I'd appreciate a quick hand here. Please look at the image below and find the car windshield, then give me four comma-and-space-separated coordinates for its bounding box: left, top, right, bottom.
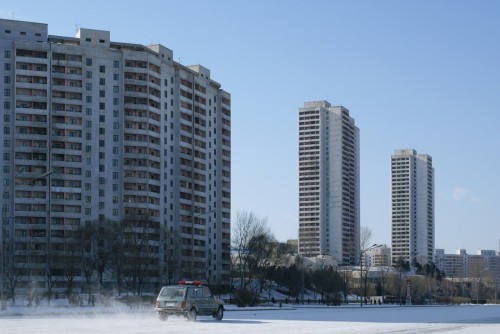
160, 287, 185, 298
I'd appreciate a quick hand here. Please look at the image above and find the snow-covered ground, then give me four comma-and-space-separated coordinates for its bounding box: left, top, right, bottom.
1, 304, 500, 333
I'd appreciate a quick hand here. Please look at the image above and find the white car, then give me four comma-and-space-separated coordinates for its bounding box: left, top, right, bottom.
155, 281, 224, 321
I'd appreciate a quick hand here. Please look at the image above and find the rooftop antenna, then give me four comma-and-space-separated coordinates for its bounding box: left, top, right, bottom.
75, 24, 80, 34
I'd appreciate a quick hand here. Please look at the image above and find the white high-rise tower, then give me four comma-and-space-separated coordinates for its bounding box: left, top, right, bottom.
298, 101, 360, 265
391, 149, 434, 265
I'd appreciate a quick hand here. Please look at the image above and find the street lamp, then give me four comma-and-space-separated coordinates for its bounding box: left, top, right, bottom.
359, 244, 379, 306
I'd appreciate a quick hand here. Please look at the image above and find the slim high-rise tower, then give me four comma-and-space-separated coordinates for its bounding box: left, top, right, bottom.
391, 149, 434, 265
298, 101, 359, 265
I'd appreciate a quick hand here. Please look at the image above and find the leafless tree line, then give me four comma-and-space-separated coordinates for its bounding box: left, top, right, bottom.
4, 215, 179, 305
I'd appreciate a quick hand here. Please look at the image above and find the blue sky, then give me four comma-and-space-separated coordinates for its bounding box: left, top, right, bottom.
3, 1, 500, 254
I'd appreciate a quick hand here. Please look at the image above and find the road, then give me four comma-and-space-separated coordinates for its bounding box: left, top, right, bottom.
1, 304, 500, 334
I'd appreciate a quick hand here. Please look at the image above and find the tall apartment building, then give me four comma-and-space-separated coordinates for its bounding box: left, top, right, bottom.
0, 19, 231, 294
298, 101, 359, 265
391, 149, 434, 265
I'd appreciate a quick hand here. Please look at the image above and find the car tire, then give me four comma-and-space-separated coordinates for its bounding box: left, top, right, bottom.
187, 308, 198, 322
213, 306, 223, 321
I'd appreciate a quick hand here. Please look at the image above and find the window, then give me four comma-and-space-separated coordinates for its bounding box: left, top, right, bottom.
86, 133, 92, 140
3, 166, 10, 173
113, 135, 118, 142
86, 83, 92, 91
113, 73, 119, 81
113, 184, 118, 191
86, 108, 92, 115
86, 96, 92, 103
99, 128, 105, 135
113, 98, 118, 105
99, 78, 105, 85
86, 58, 92, 66
4, 50, 10, 58
99, 140, 104, 147
99, 115, 105, 122
4, 63, 10, 71
85, 183, 91, 190
113, 60, 119, 68
99, 90, 105, 97
4, 102, 10, 109
112, 147, 118, 154
99, 102, 105, 110
4, 76, 10, 84
113, 86, 119, 93
99, 65, 105, 73
113, 172, 118, 179
113, 110, 119, 117
4, 89, 10, 96
86, 71, 92, 78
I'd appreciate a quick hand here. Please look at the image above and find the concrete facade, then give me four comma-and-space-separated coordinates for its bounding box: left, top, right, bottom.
298, 101, 360, 265
435, 249, 500, 281
364, 244, 392, 267
391, 149, 434, 265
0, 19, 231, 294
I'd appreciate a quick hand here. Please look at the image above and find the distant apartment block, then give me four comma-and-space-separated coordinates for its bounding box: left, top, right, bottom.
298, 101, 360, 265
435, 249, 500, 280
391, 149, 434, 265
363, 244, 392, 267
0, 19, 231, 293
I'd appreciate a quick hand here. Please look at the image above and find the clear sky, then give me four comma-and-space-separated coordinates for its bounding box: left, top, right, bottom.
2, 0, 499, 254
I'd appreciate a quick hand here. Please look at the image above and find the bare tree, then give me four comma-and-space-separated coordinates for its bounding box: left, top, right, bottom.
359, 227, 372, 305
5, 259, 27, 305
58, 243, 81, 297
231, 211, 269, 290
162, 226, 180, 286
120, 216, 161, 295
393, 256, 410, 304
82, 220, 115, 295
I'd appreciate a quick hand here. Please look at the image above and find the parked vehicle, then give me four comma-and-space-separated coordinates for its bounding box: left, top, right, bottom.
154, 280, 224, 321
